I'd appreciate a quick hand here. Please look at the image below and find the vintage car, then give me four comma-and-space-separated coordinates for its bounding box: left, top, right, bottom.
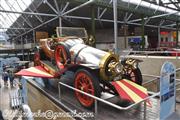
19, 27, 146, 108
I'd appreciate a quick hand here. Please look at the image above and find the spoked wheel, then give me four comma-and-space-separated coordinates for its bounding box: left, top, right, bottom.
34, 52, 40, 66
74, 69, 101, 109
122, 68, 142, 85
54, 43, 71, 70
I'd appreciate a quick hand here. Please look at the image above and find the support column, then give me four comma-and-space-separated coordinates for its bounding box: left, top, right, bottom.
113, 0, 118, 54
28, 52, 30, 61
176, 22, 179, 48
158, 26, 161, 47
91, 5, 96, 47
141, 16, 145, 49
21, 36, 24, 61
33, 30, 35, 44
124, 24, 127, 49
59, 17, 62, 36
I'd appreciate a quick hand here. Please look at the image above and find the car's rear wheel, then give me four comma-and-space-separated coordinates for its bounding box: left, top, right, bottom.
54, 43, 71, 70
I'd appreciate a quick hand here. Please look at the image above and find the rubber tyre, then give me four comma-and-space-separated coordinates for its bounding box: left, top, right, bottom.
123, 68, 143, 85
133, 68, 143, 85
54, 43, 71, 70
74, 69, 101, 109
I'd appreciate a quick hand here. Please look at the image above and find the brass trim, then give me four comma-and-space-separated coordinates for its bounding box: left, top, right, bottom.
99, 52, 119, 81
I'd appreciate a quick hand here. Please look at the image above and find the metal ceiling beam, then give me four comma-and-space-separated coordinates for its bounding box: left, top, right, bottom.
14, 16, 59, 40
0, 28, 30, 30
0, 16, 15, 30
13, 0, 95, 40
3, 27, 17, 36
61, 2, 70, 14
3, 29, 14, 35
16, 0, 35, 27
45, 1, 58, 14
6, 34, 17, 36
159, 19, 165, 26
53, 0, 60, 13
153, 3, 160, 14
97, 0, 112, 19
63, 15, 176, 30
62, 0, 95, 16
169, 0, 180, 9
163, 23, 176, 27
163, 1, 179, 5
20, 0, 44, 23
129, 11, 179, 23
0, 11, 23, 33
144, 17, 151, 25
30, 0, 44, 22
0, 5, 25, 33
146, 0, 180, 12
125, 0, 142, 22
0, 10, 57, 17
5, 0, 33, 28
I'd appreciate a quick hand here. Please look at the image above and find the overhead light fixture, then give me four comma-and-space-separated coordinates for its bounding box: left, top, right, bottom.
43, 0, 47, 4
156, 0, 159, 4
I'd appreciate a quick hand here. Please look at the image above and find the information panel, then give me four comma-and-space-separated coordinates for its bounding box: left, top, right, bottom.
160, 62, 176, 120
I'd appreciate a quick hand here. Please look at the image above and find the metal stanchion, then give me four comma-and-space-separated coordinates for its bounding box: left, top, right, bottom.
94, 100, 98, 120
144, 101, 147, 120
58, 83, 61, 101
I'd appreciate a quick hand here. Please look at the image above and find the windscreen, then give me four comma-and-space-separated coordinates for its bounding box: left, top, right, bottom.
56, 27, 88, 39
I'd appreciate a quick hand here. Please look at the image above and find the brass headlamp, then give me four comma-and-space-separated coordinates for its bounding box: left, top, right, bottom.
99, 52, 122, 81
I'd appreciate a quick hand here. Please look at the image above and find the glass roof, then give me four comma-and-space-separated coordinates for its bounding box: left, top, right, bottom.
0, 0, 179, 40
0, 0, 33, 33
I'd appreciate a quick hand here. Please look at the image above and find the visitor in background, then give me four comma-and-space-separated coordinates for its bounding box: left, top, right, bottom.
8, 70, 14, 88
2, 69, 8, 87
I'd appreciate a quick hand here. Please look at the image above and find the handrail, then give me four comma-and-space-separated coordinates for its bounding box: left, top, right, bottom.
59, 82, 159, 110
142, 74, 160, 78
142, 77, 159, 85
121, 50, 180, 59
122, 50, 180, 54
142, 68, 180, 85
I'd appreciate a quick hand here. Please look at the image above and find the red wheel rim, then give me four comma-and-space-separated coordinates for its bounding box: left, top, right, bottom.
75, 72, 95, 107
124, 68, 137, 83
34, 52, 40, 65
128, 69, 136, 82
55, 45, 67, 69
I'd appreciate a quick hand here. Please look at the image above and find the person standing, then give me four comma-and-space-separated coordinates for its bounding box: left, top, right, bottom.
2, 70, 8, 87
8, 70, 14, 88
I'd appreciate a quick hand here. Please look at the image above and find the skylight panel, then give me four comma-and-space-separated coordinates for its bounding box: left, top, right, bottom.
0, 0, 33, 32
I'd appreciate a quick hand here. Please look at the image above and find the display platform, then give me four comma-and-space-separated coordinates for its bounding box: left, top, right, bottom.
26, 74, 162, 120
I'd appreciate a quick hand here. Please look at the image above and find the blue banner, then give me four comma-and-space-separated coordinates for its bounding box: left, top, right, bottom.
128, 37, 142, 43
